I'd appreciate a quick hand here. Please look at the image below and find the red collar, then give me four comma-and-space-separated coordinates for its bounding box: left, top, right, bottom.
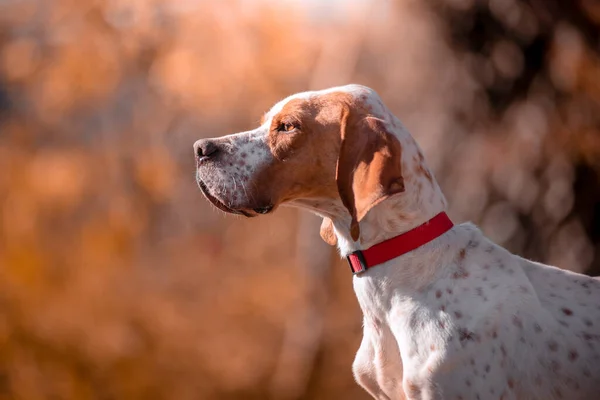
347, 212, 454, 275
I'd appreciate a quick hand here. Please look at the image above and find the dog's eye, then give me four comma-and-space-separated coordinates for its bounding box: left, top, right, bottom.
278, 122, 297, 132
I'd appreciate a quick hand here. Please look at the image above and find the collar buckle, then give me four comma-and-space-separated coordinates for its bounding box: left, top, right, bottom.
347, 250, 368, 275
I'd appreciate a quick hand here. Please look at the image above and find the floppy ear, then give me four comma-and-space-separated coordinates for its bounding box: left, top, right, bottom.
336, 107, 405, 241
320, 217, 337, 246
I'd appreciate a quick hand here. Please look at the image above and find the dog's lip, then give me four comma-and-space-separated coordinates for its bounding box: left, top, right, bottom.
197, 179, 259, 218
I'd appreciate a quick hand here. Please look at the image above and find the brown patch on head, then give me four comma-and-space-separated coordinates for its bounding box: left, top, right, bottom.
266, 98, 314, 161
255, 91, 405, 243
336, 110, 405, 240
251, 95, 347, 212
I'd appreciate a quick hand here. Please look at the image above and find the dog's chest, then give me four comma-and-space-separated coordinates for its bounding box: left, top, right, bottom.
352, 272, 394, 321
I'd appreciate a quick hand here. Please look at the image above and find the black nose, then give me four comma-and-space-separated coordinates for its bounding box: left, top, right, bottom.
194, 139, 219, 160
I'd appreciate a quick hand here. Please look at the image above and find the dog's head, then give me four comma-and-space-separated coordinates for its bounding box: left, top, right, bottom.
194, 85, 406, 243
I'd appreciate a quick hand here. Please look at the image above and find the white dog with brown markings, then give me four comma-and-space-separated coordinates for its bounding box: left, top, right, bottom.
194, 84, 600, 400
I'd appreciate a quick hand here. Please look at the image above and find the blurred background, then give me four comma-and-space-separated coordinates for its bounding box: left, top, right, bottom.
0, 0, 599, 398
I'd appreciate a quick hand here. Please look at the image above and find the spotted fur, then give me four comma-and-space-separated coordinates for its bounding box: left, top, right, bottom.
194, 85, 600, 399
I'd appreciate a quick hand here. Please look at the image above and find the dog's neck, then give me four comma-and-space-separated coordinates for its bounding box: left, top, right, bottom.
291, 135, 448, 257
337, 182, 446, 256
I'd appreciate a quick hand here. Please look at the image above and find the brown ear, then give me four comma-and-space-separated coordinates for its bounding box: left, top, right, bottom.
320, 217, 337, 246
336, 108, 405, 241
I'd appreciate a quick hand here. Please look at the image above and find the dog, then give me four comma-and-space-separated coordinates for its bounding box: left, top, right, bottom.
194, 84, 600, 399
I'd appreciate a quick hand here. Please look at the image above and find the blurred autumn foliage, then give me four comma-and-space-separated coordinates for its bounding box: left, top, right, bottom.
0, 0, 599, 399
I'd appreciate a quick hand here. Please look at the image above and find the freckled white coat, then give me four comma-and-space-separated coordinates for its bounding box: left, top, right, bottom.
194, 85, 600, 400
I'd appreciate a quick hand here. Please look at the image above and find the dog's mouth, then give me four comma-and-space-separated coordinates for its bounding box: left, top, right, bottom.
197, 179, 273, 218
